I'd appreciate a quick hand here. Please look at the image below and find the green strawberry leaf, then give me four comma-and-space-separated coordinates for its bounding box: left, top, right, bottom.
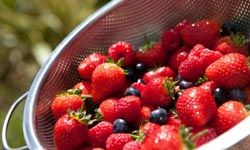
106, 57, 115, 63
244, 104, 250, 111
179, 125, 195, 150
231, 32, 246, 46
163, 77, 178, 100
130, 130, 146, 143
195, 76, 208, 85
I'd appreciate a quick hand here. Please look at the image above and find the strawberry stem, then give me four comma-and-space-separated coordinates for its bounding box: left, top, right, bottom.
179, 126, 195, 150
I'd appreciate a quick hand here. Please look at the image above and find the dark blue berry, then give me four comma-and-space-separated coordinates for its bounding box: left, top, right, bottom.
137, 79, 145, 84
113, 119, 129, 133
175, 74, 182, 81
179, 80, 193, 89
214, 88, 227, 105
227, 89, 246, 103
124, 67, 137, 81
125, 87, 141, 97
135, 63, 147, 73
149, 108, 168, 125
221, 21, 237, 36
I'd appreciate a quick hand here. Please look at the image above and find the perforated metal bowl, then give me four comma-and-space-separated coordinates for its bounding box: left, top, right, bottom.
2, 0, 250, 149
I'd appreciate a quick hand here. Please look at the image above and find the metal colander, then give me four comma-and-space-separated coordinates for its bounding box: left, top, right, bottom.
2, 0, 250, 149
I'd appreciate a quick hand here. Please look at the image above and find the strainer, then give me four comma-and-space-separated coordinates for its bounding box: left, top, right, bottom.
2, 0, 250, 149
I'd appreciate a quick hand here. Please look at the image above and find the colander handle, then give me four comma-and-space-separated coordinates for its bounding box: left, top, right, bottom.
2, 92, 29, 150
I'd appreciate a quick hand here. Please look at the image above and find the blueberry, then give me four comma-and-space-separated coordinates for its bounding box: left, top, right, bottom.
179, 80, 193, 89
175, 74, 182, 81
124, 67, 137, 81
135, 63, 147, 73
137, 79, 145, 84
214, 88, 227, 105
125, 87, 141, 97
149, 108, 168, 125
221, 21, 237, 36
113, 119, 128, 133
227, 89, 246, 103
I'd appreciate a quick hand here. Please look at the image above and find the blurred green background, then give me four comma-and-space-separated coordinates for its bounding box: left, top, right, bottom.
0, 0, 110, 148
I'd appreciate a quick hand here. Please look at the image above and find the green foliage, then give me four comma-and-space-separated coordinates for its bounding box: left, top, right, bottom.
0, 0, 110, 148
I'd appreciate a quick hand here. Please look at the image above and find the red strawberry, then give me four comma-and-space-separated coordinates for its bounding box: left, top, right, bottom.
92, 63, 126, 104
210, 100, 248, 135
142, 77, 175, 107
167, 116, 182, 131
161, 29, 181, 53
142, 66, 176, 83
139, 106, 153, 123
123, 141, 142, 150
178, 57, 205, 82
136, 42, 167, 67
173, 19, 191, 34
118, 96, 142, 123
78, 53, 107, 80
191, 127, 217, 147
108, 41, 135, 67
51, 90, 84, 120
187, 44, 205, 58
140, 122, 160, 136
176, 87, 217, 127
98, 98, 120, 123
169, 46, 190, 71
106, 133, 132, 150
214, 34, 248, 56
199, 81, 218, 94
131, 82, 146, 94
199, 48, 223, 68
73, 81, 92, 96
181, 19, 220, 48
54, 111, 89, 150
205, 53, 250, 89
88, 121, 113, 148
141, 125, 185, 150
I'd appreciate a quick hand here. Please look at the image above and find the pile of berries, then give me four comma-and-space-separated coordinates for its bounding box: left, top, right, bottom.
51, 19, 250, 150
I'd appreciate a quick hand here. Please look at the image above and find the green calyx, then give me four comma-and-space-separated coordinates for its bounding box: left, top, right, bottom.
195, 76, 208, 86
130, 130, 146, 143
178, 126, 195, 150
139, 35, 154, 52
163, 77, 178, 99
94, 108, 104, 121
244, 104, 250, 111
57, 88, 82, 96
106, 57, 124, 67
68, 110, 91, 125
231, 32, 246, 46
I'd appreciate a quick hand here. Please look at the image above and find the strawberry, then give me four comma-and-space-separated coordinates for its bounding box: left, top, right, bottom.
191, 127, 217, 148
123, 141, 142, 150
173, 19, 191, 34
141, 125, 186, 150
205, 53, 250, 89
88, 121, 113, 148
142, 66, 176, 83
199, 81, 218, 94
176, 87, 217, 127
98, 98, 120, 123
106, 133, 132, 150
92, 63, 126, 104
73, 81, 92, 96
78, 53, 107, 80
199, 48, 223, 68
131, 82, 146, 95
108, 41, 135, 67
169, 46, 190, 71
139, 122, 160, 136
181, 19, 220, 48
167, 116, 182, 131
214, 34, 248, 56
210, 100, 248, 135
161, 29, 181, 53
54, 111, 89, 150
51, 90, 84, 120
142, 77, 175, 107
187, 44, 205, 58
178, 57, 205, 82
139, 106, 153, 123
118, 96, 142, 123
136, 42, 167, 67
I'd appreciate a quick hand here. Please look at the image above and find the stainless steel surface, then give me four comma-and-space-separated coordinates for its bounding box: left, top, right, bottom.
18, 0, 250, 149
2, 92, 29, 150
